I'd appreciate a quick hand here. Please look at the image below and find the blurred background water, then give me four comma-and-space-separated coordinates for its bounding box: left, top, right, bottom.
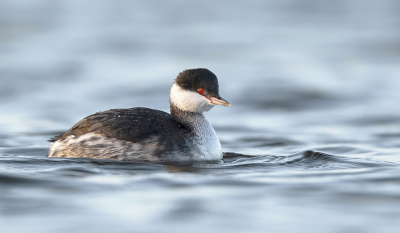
1, 0, 400, 232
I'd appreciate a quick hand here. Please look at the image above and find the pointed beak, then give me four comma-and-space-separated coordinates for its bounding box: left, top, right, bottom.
209, 96, 231, 106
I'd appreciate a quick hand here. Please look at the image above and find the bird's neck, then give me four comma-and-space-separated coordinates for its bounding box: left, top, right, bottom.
170, 103, 204, 127
170, 102, 222, 160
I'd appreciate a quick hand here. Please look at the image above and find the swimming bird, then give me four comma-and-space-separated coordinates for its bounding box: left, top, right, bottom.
48, 68, 230, 162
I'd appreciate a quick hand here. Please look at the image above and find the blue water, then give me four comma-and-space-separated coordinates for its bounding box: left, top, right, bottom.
1, 1, 400, 232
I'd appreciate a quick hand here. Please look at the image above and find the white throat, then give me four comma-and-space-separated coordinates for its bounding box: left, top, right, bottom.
170, 83, 214, 113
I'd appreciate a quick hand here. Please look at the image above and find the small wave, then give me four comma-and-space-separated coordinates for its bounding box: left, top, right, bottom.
37, 166, 100, 177
0, 172, 50, 185
290, 150, 399, 169
222, 150, 399, 171
0, 147, 49, 156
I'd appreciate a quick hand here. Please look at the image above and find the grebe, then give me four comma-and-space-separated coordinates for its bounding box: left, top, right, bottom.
48, 68, 230, 162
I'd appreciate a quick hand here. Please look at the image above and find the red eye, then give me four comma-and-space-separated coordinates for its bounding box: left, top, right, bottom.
197, 88, 204, 94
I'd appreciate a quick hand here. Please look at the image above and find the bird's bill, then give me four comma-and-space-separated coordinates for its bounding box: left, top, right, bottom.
209, 96, 231, 106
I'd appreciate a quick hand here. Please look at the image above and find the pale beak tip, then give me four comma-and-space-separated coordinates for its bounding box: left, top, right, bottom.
209, 96, 231, 107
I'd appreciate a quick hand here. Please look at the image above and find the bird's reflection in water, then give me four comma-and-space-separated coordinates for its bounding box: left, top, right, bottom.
163, 160, 223, 173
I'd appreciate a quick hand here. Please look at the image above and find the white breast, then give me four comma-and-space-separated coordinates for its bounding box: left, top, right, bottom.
188, 114, 223, 160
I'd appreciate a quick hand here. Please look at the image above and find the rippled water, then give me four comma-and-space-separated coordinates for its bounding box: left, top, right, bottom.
2, 1, 400, 232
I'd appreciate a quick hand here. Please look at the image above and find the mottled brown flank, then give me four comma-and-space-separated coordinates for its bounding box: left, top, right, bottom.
49, 134, 166, 161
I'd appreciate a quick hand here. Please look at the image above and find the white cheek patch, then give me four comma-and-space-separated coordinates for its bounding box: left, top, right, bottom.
170, 83, 214, 113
